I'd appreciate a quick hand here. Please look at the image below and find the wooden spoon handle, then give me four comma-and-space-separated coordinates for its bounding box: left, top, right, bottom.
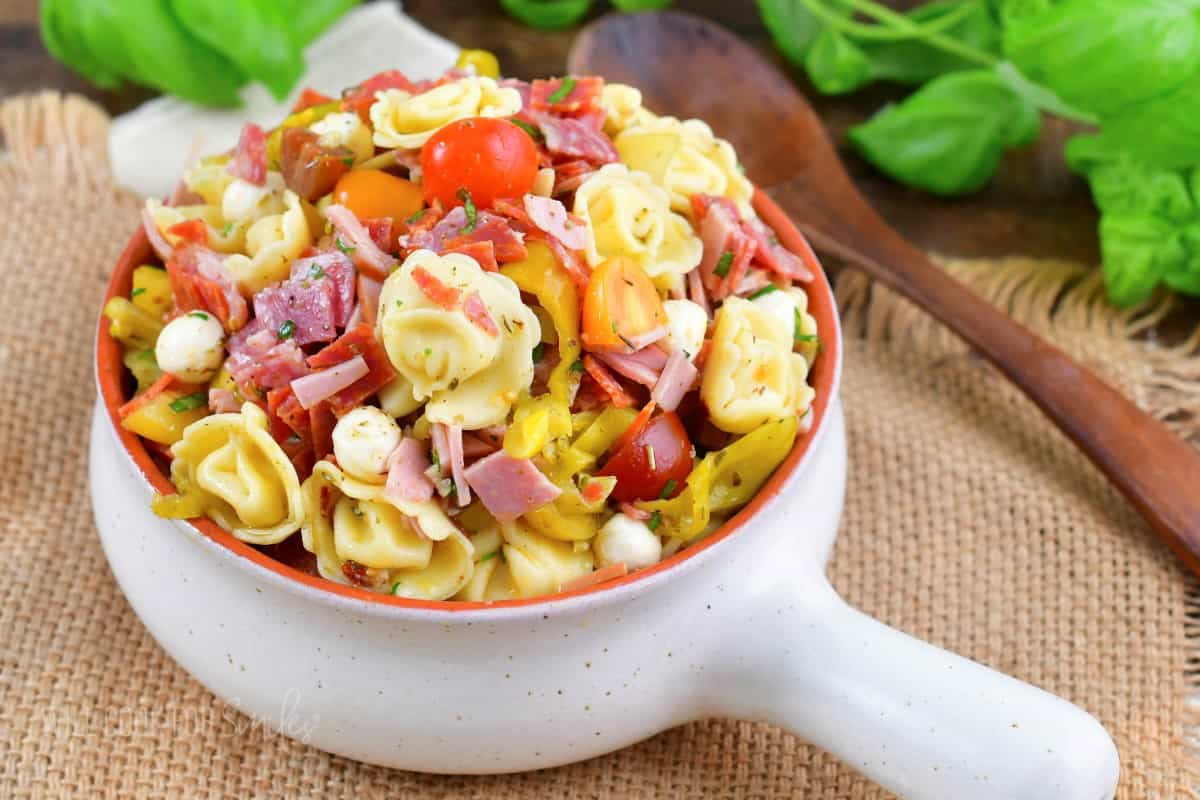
767, 181, 1200, 572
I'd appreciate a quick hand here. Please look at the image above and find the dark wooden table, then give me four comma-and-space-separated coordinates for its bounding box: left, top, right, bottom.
0, 0, 1113, 266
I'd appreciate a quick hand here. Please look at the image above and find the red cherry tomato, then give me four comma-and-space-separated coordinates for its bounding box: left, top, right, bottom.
599, 412, 694, 503
420, 117, 539, 210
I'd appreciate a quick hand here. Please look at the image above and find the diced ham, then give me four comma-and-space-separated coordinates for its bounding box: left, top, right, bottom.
552, 159, 598, 195
290, 355, 368, 409
342, 69, 418, 121
385, 437, 435, 503
695, 197, 756, 300
543, 235, 591, 290
464, 291, 499, 336
582, 354, 636, 408
226, 328, 310, 399
463, 451, 561, 522
228, 123, 267, 186
306, 324, 397, 414
735, 269, 775, 297
430, 423, 451, 476
596, 346, 669, 389
408, 207, 528, 264
208, 388, 241, 414
533, 112, 620, 165
687, 268, 711, 317
325, 204, 397, 279
619, 502, 652, 522
364, 217, 397, 254
143, 207, 175, 262
650, 349, 698, 412
743, 216, 817, 283
438, 423, 471, 506
356, 273, 382, 326
443, 240, 498, 272
412, 265, 462, 309
254, 280, 337, 346
460, 433, 499, 460
290, 251, 357, 327
167, 244, 249, 332
523, 194, 587, 250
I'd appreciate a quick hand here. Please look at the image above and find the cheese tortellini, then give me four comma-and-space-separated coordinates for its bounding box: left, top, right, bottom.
377, 250, 540, 429
599, 83, 657, 137
146, 198, 246, 254
224, 189, 312, 296
301, 461, 474, 600
169, 403, 304, 544
499, 521, 593, 598
573, 164, 702, 286
369, 76, 523, 150
615, 116, 754, 219
309, 111, 375, 165
700, 297, 800, 434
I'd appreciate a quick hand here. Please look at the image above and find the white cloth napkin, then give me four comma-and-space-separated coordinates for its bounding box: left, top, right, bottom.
108, 3, 459, 199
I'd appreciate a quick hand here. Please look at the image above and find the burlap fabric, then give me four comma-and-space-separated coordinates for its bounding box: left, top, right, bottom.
1, 93, 1198, 798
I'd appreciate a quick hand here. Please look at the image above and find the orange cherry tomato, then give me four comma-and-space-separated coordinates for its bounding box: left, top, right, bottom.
333, 170, 425, 226
581, 257, 668, 352
598, 411, 694, 503
420, 117, 539, 210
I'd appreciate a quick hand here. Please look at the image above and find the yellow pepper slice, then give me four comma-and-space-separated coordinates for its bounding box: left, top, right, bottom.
122, 347, 161, 392
103, 296, 163, 350
121, 389, 208, 446
637, 416, 799, 541
131, 265, 172, 317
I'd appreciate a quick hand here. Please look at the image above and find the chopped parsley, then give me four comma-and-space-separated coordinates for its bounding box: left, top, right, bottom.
189, 311, 210, 320
309, 264, 326, 279
511, 119, 543, 141
130, 287, 146, 298
531, 342, 545, 363
569, 359, 585, 374
278, 319, 296, 340
458, 188, 478, 233
547, 76, 576, 104
169, 392, 207, 413
793, 307, 818, 346
407, 209, 426, 225
659, 479, 677, 499
335, 236, 356, 255
341, 156, 355, 167
747, 284, 778, 300
713, 251, 734, 278
481, 550, 498, 562
391, 581, 405, 595
221, 221, 234, 237
647, 510, 663, 531
395, 299, 404, 308
424, 347, 432, 356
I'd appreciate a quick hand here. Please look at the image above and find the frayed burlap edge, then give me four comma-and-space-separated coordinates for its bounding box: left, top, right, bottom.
5, 90, 1200, 794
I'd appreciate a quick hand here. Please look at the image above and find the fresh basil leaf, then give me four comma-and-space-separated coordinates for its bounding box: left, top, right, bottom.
1084, 158, 1195, 224
612, 0, 673, 8
1097, 214, 1183, 307
1080, 80, 1200, 170
108, 0, 245, 107
499, 0, 592, 30
805, 28, 872, 94
39, 0, 124, 89
862, 0, 1002, 85
170, 0, 304, 101
757, 0, 831, 67
848, 69, 1040, 195
288, 0, 360, 46
1003, 0, 1200, 117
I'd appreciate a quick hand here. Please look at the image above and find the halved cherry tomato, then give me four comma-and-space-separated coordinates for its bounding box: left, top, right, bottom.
420, 117, 539, 210
581, 257, 668, 352
333, 170, 425, 227
598, 411, 694, 503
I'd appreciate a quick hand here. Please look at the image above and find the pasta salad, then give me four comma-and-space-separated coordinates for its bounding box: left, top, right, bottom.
103, 58, 823, 603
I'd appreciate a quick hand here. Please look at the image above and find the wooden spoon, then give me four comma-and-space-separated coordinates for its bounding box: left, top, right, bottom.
569, 10, 1200, 575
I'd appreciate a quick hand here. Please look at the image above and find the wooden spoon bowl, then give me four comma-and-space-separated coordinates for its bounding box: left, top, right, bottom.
570, 10, 1200, 576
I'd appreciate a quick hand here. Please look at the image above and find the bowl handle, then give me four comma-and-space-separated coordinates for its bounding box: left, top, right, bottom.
710, 579, 1119, 799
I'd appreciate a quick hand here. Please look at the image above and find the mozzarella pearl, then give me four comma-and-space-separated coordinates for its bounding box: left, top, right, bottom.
752, 287, 811, 343
332, 406, 402, 481
662, 299, 708, 361
595, 513, 662, 570
310, 112, 375, 165
154, 312, 225, 382
221, 172, 285, 225
531, 167, 556, 197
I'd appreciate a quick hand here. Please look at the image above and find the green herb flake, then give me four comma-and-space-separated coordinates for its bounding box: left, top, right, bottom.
647, 510, 662, 532
748, 284, 779, 300
481, 550, 498, 562
659, 479, 677, 499
407, 209, 426, 225
532, 342, 545, 362
458, 188, 478, 233
342, 156, 355, 167
335, 236, 356, 256
714, 251, 734, 278
391, 581, 405, 595
189, 311, 210, 320
793, 306, 818, 345
278, 319, 296, 340
547, 76, 577, 104
309, 265, 326, 279
221, 222, 234, 238
130, 287, 147, 298
511, 119, 543, 141
569, 359, 585, 374
424, 347, 432, 356
169, 392, 207, 413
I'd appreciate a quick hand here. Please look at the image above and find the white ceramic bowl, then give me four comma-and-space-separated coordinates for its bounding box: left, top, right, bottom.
91, 193, 1120, 798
